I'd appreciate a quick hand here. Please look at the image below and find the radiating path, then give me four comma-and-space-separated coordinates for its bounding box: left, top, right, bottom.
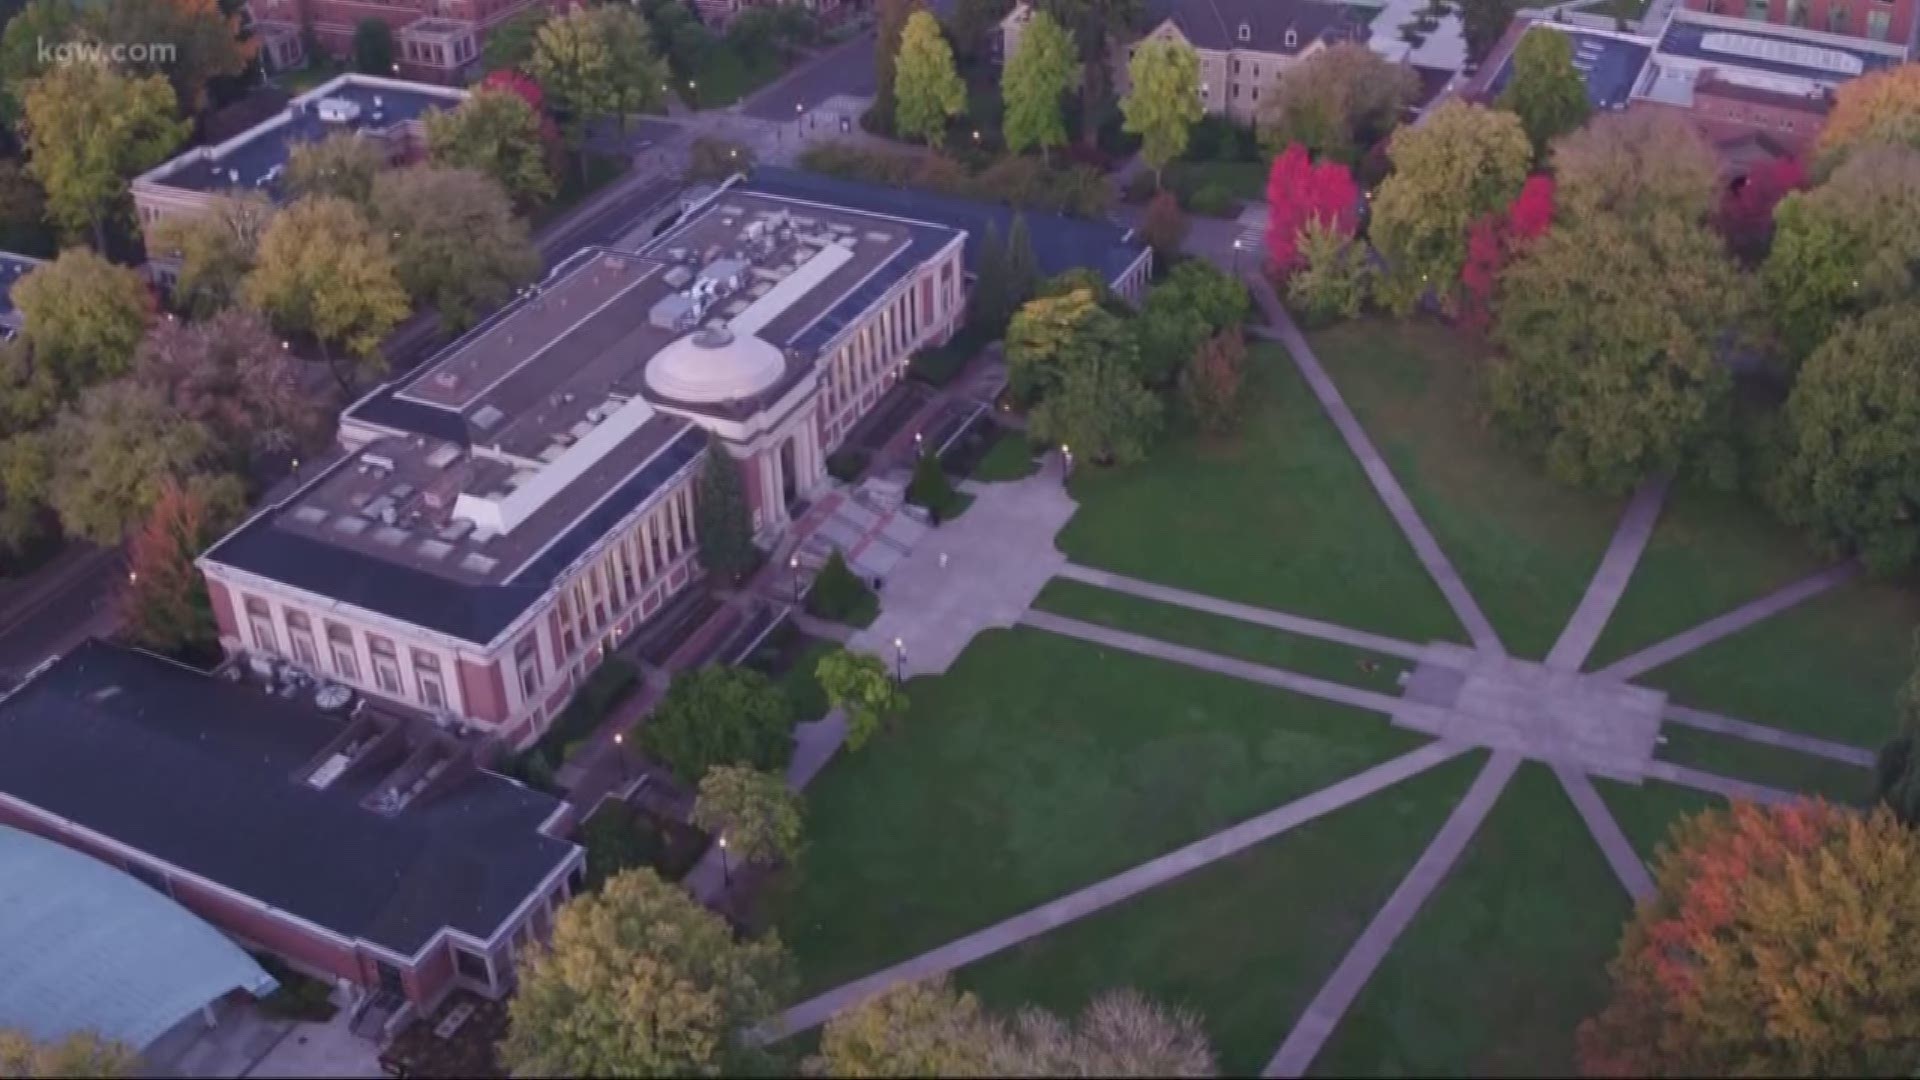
1263, 752, 1521, 1077
1057, 563, 1444, 664
1642, 761, 1797, 805
1597, 563, 1860, 681
1548, 475, 1670, 672
1020, 610, 1412, 717
1552, 764, 1656, 901
760, 741, 1472, 1042
1663, 704, 1875, 768
1247, 283, 1506, 656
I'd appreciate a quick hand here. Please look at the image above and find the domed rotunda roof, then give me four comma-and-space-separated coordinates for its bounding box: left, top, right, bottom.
643, 327, 785, 404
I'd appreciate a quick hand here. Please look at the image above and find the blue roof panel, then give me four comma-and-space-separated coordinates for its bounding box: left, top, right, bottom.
1486, 25, 1653, 109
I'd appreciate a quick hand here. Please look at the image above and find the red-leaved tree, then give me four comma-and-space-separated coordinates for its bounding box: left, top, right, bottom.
120, 478, 236, 661
482, 68, 544, 113
1457, 173, 1555, 331
1716, 156, 1805, 264
1179, 327, 1247, 436
1265, 143, 1359, 279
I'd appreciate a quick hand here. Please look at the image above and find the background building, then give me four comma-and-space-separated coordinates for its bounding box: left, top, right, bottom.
245, 0, 555, 83
1685, 0, 1914, 45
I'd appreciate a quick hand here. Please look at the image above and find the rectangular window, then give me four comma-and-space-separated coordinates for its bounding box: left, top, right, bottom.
1747, 0, 1771, 18
326, 622, 359, 682
1786, 0, 1809, 23
1867, 7, 1890, 35
516, 634, 541, 698
1827, 1, 1849, 29
412, 650, 444, 710
287, 611, 320, 668
368, 635, 402, 696
245, 596, 277, 654
454, 946, 491, 985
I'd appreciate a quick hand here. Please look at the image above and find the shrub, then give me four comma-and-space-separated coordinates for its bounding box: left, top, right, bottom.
1124, 170, 1157, 204
806, 548, 877, 625
826, 447, 870, 482
687, 136, 754, 180
531, 657, 640, 763
906, 450, 959, 523
910, 322, 991, 387
796, 141, 1109, 218
1186, 182, 1237, 217
1139, 190, 1189, 260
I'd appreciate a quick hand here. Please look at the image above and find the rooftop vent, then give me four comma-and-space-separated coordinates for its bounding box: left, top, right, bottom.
316, 97, 363, 123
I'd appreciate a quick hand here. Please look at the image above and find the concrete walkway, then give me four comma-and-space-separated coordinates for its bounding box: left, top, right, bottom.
1663, 704, 1875, 768
685, 707, 850, 903
1246, 281, 1506, 657
1263, 751, 1521, 1077
1642, 761, 1797, 806
1546, 475, 1670, 672
1552, 764, 1655, 901
1020, 610, 1412, 718
760, 740, 1472, 1042
1597, 562, 1860, 681
1057, 563, 1444, 664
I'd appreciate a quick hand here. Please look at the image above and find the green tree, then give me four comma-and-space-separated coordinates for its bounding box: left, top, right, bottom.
1496, 28, 1590, 162
690, 764, 803, 866
948, 0, 1012, 61
529, 5, 668, 167
0, 1029, 138, 1078
1875, 635, 1920, 827
49, 380, 219, 544
0, 0, 84, 127
1135, 260, 1246, 386
0, 427, 54, 558
1121, 37, 1202, 186
1763, 146, 1920, 362
95, 0, 255, 115
1039, 0, 1143, 145
894, 11, 965, 149
20, 61, 187, 248
1004, 286, 1136, 404
639, 665, 795, 784
1258, 42, 1418, 164
1491, 211, 1753, 492
147, 191, 275, 318
242, 196, 409, 391
352, 18, 394, 74
370, 165, 537, 331
693, 434, 757, 582
284, 131, 386, 207
1002, 213, 1040, 314
812, 978, 1015, 1076
906, 449, 956, 521
1459, 0, 1517, 62
814, 647, 907, 750
1369, 100, 1530, 314
1030, 353, 1161, 466
1578, 801, 1920, 1077
1816, 61, 1920, 165
805, 547, 875, 625
501, 868, 792, 1077
686, 135, 754, 181
1772, 304, 1920, 573
484, 9, 545, 73
1286, 217, 1373, 326
871, 0, 923, 133
1000, 9, 1077, 161
424, 88, 556, 208
9, 247, 150, 398
1550, 108, 1721, 227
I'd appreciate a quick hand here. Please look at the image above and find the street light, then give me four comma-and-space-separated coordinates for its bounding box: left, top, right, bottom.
892, 637, 905, 684
717, 835, 731, 886
1231, 237, 1243, 274
612, 732, 631, 784
789, 554, 801, 606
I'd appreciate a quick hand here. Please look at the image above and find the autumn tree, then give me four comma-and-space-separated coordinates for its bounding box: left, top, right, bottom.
1138, 189, 1187, 261
501, 868, 792, 1077
1039, 0, 1143, 145
370, 165, 537, 331
484, 10, 545, 73
1000, 9, 1077, 161
9, 247, 150, 397
1030, 352, 1161, 466
49, 380, 223, 544
120, 476, 242, 659
691, 764, 803, 866
815, 647, 908, 749
1457, 173, 1555, 331
1005, 286, 1136, 404
20, 61, 187, 247
148, 191, 275, 317
1496, 28, 1590, 162
1763, 145, 1920, 361
1816, 61, 1920, 164
1286, 217, 1373, 326
95, 0, 254, 115
1459, 0, 1516, 61
1135, 259, 1248, 385
1263, 142, 1359, 276
1875, 637, 1920, 827
0, 0, 84, 127
284, 131, 387, 207
1550, 108, 1721, 227
1715, 156, 1805, 264
1369, 100, 1530, 313
894, 11, 965, 149
1122, 38, 1202, 186
871, 0, 923, 133
1258, 42, 1418, 165
639, 665, 795, 784
0, 1029, 138, 1078
243, 196, 410, 390
1578, 801, 1920, 1077
529, 4, 668, 169
1179, 327, 1246, 436
693, 433, 756, 582
1491, 210, 1753, 492
424, 87, 557, 208
0, 425, 53, 558
132, 307, 322, 463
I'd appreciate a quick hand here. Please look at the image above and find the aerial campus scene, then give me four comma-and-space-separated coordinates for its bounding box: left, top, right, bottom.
0, 0, 1915, 1075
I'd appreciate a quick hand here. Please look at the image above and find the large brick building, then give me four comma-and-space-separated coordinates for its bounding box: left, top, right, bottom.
246, 0, 555, 84
1685, 0, 1915, 45
195, 169, 1150, 749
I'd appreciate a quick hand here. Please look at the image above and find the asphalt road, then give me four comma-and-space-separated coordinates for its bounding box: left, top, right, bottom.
0, 545, 122, 687
742, 31, 879, 121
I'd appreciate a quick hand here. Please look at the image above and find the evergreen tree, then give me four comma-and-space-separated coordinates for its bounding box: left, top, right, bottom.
907, 450, 955, 522
694, 434, 756, 582
1004, 213, 1040, 312
970, 220, 1009, 332
353, 18, 394, 74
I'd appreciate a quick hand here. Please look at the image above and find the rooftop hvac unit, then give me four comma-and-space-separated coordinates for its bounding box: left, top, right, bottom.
316, 97, 363, 124
361, 451, 397, 473
650, 292, 697, 331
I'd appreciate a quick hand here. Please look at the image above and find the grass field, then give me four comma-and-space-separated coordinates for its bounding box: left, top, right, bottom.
1058, 342, 1464, 646
1312, 763, 1630, 1076
971, 430, 1040, 482
1654, 725, 1873, 805
757, 628, 1426, 993
958, 753, 1484, 1076
1310, 321, 1623, 660
1595, 778, 1721, 865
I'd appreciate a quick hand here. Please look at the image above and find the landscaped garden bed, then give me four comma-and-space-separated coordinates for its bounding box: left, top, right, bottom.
580, 797, 710, 891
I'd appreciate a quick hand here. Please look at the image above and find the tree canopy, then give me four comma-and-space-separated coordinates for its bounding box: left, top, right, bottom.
893, 11, 966, 148
871, 0, 923, 132
353, 17, 395, 75
1259, 42, 1417, 164
0, 1029, 138, 1078
1578, 801, 1920, 1077
1121, 38, 1202, 183
690, 764, 804, 867
96, 0, 254, 115
120, 476, 239, 659
1004, 286, 1135, 404
370, 165, 538, 331
148, 191, 275, 318
1264, 142, 1358, 275
49, 380, 219, 544
20, 60, 186, 246
639, 664, 795, 784
528, 4, 668, 148
815, 647, 908, 750
132, 306, 322, 462
284, 130, 387, 207
1817, 61, 1920, 164
693, 434, 756, 582
1039, 0, 1143, 143
424, 88, 557, 208
1550, 108, 1721, 226
242, 196, 410, 389
1001, 9, 1077, 159
501, 868, 792, 1077
1496, 28, 1589, 162
9, 246, 150, 399
1030, 351, 1161, 466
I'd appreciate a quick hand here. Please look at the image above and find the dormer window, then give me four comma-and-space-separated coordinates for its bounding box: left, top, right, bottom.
1285, 28, 1299, 48
1238, 22, 1251, 42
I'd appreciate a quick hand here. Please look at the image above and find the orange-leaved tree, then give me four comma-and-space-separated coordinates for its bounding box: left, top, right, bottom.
1578, 800, 1920, 1077
120, 476, 240, 662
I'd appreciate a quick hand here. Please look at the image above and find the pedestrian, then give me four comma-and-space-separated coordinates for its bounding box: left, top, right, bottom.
939, 551, 949, 569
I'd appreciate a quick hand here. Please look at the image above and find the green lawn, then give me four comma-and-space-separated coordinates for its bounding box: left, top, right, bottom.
758, 628, 1427, 994
1032, 578, 1408, 694
971, 430, 1039, 482
1312, 763, 1630, 1076
1596, 778, 1721, 866
1636, 577, 1918, 749
958, 752, 1485, 1077
1310, 321, 1624, 660
1584, 483, 1831, 670
1655, 725, 1873, 805
1059, 342, 1464, 646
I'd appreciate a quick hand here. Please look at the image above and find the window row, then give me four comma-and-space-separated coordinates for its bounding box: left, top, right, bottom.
243, 595, 448, 711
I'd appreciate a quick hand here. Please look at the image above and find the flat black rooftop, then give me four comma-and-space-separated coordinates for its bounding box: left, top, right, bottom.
141, 75, 465, 198
0, 640, 577, 956
1657, 10, 1904, 82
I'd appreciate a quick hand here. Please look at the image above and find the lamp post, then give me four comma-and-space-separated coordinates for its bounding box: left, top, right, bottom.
717, 835, 731, 887
789, 554, 801, 606
1231, 237, 1243, 275
1061, 443, 1074, 476
892, 637, 905, 685
795, 101, 806, 142
612, 732, 631, 785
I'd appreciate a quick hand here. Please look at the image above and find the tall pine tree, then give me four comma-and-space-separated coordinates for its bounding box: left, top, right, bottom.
1004, 213, 1039, 315
694, 434, 756, 583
